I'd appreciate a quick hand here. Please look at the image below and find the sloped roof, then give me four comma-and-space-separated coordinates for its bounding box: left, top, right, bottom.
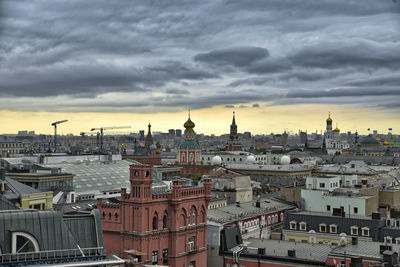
0, 209, 103, 254
0, 194, 18, 210
5, 177, 42, 196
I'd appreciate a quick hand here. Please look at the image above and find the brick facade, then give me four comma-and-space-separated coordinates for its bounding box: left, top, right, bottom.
99, 164, 211, 267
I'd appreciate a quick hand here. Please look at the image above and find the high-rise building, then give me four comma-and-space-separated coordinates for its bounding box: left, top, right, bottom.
168, 129, 176, 137
139, 130, 145, 140
243, 131, 252, 139
175, 129, 182, 138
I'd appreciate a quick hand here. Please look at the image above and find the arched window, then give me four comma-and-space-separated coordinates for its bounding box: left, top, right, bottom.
115, 213, 119, 221
108, 212, 112, 220
163, 214, 167, 229
188, 213, 191, 225
192, 211, 196, 225
12, 232, 39, 253
153, 214, 158, 230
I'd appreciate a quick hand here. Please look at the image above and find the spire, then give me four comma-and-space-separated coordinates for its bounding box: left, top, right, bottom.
232, 111, 236, 125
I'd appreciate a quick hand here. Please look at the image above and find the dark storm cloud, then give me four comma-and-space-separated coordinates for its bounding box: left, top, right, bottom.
288, 40, 400, 70
194, 47, 269, 68
287, 88, 400, 98
165, 89, 191, 95
1, 0, 400, 111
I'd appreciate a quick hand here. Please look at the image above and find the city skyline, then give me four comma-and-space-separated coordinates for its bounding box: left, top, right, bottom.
0, 104, 398, 136
1, 1, 400, 135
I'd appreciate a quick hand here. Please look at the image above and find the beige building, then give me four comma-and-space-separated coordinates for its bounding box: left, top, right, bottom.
1, 174, 53, 210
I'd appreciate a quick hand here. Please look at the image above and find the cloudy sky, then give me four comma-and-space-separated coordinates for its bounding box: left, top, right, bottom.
1, 0, 400, 135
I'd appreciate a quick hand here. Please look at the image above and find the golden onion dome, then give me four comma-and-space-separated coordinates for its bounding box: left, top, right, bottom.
383, 140, 389, 146
333, 127, 340, 132
376, 136, 382, 142
184, 117, 195, 128
326, 117, 332, 123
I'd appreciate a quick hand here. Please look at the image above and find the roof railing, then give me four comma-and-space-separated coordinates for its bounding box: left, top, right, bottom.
0, 247, 105, 264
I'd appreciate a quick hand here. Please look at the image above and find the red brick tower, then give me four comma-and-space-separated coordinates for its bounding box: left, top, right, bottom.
99, 164, 211, 266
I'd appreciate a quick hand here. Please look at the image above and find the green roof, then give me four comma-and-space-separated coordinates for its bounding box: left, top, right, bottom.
179, 140, 200, 148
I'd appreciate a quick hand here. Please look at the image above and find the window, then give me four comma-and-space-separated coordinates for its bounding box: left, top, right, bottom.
289, 221, 296, 230
188, 213, 191, 225
319, 224, 327, 233
152, 251, 158, 264
153, 215, 158, 230
327, 205, 331, 211
189, 261, 196, 267
330, 224, 337, 234
188, 236, 195, 252
319, 183, 325, 188
385, 236, 392, 244
12, 232, 40, 253
192, 212, 196, 225
162, 249, 168, 264
350, 226, 358, 236
362, 227, 370, 237
299, 222, 307, 231
353, 207, 358, 214
163, 214, 167, 229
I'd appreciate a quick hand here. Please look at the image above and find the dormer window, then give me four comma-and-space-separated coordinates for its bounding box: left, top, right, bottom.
289, 221, 296, 230
361, 227, 369, 237
299, 222, 307, 231
350, 226, 358, 236
319, 223, 327, 232
12, 232, 39, 253
330, 224, 337, 234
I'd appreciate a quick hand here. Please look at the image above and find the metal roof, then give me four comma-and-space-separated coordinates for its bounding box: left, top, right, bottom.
36, 159, 166, 193
4, 177, 43, 195
0, 209, 103, 254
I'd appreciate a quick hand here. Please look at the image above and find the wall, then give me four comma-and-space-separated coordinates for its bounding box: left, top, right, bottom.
301, 190, 368, 216
380, 189, 400, 207
21, 192, 53, 210
280, 186, 302, 203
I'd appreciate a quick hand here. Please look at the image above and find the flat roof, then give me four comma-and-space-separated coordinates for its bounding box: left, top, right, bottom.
207, 197, 294, 224
289, 210, 373, 220
37, 159, 165, 193
240, 238, 332, 262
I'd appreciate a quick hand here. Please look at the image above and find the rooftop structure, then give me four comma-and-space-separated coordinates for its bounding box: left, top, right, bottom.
0, 209, 123, 266
36, 159, 167, 194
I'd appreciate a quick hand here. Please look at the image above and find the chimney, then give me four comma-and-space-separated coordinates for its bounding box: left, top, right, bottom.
0, 169, 5, 181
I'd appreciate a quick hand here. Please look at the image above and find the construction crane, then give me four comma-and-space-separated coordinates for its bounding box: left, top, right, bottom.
51, 120, 68, 152
90, 126, 131, 153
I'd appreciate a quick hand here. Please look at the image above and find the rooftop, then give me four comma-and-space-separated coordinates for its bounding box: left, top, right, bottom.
207, 197, 294, 224
240, 238, 332, 263
289, 210, 374, 220
225, 163, 312, 172
36, 159, 165, 193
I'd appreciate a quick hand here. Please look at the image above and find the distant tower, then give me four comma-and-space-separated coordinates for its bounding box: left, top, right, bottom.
226, 111, 243, 151
178, 111, 201, 164
326, 112, 333, 132
230, 111, 238, 141
145, 122, 153, 153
